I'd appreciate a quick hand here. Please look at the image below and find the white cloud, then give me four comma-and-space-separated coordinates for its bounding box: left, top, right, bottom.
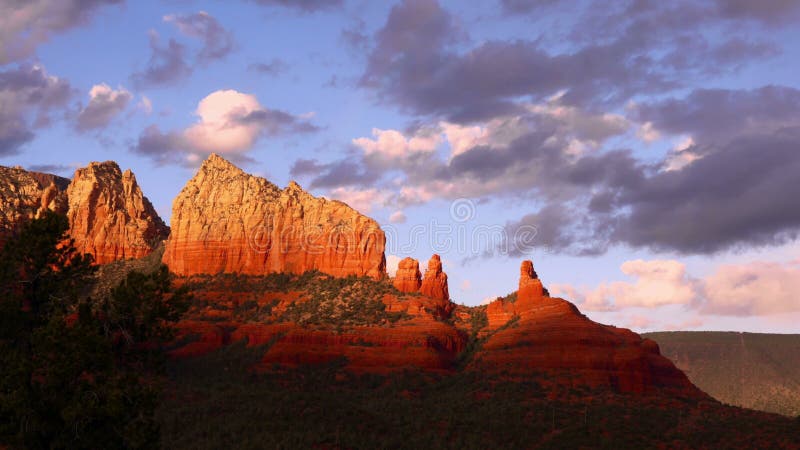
353, 127, 441, 159
612, 259, 700, 307
637, 121, 661, 143
385, 254, 401, 277
184, 89, 262, 154
328, 187, 388, 214
702, 260, 800, 315
389, 210, 407, 223
133, 89, 317, 165
555, 258, 800, 318
664, 136, 702, 171
553, 259, 698, 310
440, 122, 488, 156
137, 96, 153, 115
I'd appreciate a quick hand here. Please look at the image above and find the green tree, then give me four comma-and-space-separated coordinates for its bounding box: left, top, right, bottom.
0, 212, 188, 449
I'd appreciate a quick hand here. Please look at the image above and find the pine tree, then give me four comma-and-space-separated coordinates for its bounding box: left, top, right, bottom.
0, 212, 188, 448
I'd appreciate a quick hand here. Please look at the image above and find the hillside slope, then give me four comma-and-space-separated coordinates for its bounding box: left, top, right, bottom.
645, 332, 800, 416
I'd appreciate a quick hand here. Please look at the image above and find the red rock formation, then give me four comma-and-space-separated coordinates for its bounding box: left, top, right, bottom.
393, 257, 421, 293
163, 154, 386, 278
518, 260, 545, 302
476, 260, 701, 395
420, 254, 449, 302
66, 162, 169, 264
0, 165, 69, 244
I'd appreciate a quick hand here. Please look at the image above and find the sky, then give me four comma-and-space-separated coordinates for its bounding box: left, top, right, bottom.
2, 0, 800, 333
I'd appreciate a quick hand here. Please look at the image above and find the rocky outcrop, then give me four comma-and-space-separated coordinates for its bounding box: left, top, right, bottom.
67, 162, 169, 264
162, 154, 386, 278
0, 165, 68, 243
518, 260, 545, 302
393, 257, 421, 293
420, 254, 449, 302
478, 260, 700, 395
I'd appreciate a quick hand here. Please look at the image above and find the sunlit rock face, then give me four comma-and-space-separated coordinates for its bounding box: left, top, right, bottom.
393, 257, 422, 293
479, 260, 699, 395
162, 154, 386, 278
0, 165, 69, 244
66, 161, 169, 264
420, 254, 449, 302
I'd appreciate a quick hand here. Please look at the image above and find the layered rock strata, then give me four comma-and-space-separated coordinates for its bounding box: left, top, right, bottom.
162, 154, 386, 278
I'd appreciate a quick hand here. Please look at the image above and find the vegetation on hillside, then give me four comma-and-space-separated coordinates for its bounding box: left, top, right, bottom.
183, 272, 413, 328
646, 331, 800, 417
157, 341, 800, 449
0, 213, 188, 449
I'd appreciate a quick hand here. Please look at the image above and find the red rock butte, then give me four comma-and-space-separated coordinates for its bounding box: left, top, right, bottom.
479, 260, 696, 394
67, 161, 169, 264
162, 154, 386, 278
392, 257, 422, 293
420, 254, 449, 302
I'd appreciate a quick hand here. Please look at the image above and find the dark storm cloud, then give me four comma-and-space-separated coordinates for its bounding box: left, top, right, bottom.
296, 80, 800, 256
165, 11, 235, 63
499, 127, 800, 256
360, 0, 671, 121
502, 204, 610, 257
0, 0, 123, 64
712, 0, 800, 24
247, 0, 343, 12
0, 65, 72, 155
290, 158, 381, 189
131, 33, 192, 88
361, 0, 787, 123
610, 129, 800, 253
635, 86, 800, 143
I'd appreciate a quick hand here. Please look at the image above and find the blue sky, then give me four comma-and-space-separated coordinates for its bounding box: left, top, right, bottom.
3, 0, 800, 332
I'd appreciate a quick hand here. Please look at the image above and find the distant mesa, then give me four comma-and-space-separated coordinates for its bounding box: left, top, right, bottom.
162, 153, 386, 278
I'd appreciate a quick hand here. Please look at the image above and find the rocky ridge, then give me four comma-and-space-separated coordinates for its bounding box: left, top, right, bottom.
476, 261, 697, 394
1, 157, 704, 397
162, 154, 386, 278
0, 165, 69, 243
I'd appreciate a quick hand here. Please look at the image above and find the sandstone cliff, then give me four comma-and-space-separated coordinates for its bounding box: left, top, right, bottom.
0, 165, 68, 243
67, 161, 169, 264
393, 257, 421, 293
163, 154, 386, 278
